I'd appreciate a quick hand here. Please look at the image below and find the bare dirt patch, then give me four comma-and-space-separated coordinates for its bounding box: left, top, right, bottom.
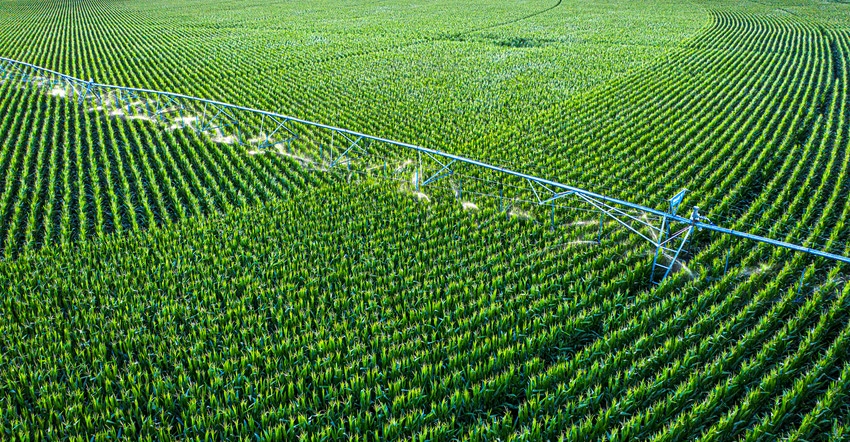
125, 114, 154, 122
277, 150, 315, 165
509, 208, 534, 221
167, 116, 197, 131
49, 87, 67, 98
212, 134, 238, 144
741, 263, 771, 277
566, 240, 598, 246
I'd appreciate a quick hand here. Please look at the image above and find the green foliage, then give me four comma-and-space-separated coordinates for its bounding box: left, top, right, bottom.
0, 0, 848, 440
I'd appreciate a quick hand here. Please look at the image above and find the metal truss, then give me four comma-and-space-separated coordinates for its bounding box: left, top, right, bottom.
3, 55, 849, 283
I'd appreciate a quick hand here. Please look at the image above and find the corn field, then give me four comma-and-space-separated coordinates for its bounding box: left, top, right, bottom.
0, 0, 849, 440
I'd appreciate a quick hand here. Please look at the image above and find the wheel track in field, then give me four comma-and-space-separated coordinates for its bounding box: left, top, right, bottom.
452, 0, 563, 37
266, 0, 564, 69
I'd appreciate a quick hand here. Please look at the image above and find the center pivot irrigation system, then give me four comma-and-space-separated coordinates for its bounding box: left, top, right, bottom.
2, 55, 848, 283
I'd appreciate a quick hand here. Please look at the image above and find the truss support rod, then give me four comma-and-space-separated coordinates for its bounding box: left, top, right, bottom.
651, 206, 698, 284
597, 212, 604, 244
79, 79, 94, 105
661, 225, 694, 281
658, 226, 691, 248
575, 194, 658, 246
596, 199, 662, 233
533, 180, 558, 198
541, 191, 573, 205
528, 179, 543, 204
422, 159, 456, 187
496, 183, 501, 212
650, 246, 663, 284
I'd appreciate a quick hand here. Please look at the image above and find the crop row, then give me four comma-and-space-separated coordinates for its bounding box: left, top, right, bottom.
0, 77, 327, 256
